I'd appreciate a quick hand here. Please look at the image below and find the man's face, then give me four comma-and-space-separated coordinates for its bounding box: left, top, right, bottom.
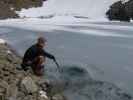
38, 42, 46, 48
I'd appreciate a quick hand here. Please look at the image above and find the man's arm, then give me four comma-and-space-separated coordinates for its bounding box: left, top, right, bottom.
43, 50, 55, 60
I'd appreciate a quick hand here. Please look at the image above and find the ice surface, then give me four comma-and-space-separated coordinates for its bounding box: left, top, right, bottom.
0, 18, 133, 38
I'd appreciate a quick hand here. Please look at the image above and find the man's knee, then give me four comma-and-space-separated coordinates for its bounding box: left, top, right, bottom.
38, 56, 44, 60
35, 56, 45, 64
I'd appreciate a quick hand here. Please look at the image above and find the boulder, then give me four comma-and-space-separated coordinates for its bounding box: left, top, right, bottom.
0, 1, 18, 19
39, 90, 49, 100
0, 44, 66, 100
0, 93, 5, 100
106, 1, 130, 21
0, 0, 45, 19
125, 0, 133, 19
21, 76, 38, 94
52, 94, 65, 100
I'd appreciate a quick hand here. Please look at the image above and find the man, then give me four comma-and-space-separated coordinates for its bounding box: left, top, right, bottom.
21, 37, 55, 76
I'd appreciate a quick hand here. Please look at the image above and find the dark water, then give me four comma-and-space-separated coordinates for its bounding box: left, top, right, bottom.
0, 26, 133, 100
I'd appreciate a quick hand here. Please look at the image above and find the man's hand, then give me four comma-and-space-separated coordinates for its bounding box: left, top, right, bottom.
52, 56, 56, 61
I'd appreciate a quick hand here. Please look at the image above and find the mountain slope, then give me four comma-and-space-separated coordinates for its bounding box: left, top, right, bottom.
18, 0, 120, 19
0, 0, 44, 19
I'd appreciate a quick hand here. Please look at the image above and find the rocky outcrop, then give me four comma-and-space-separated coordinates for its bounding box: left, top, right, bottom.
0, 1, 18, 19
0, 0, 45, 19
125, 0, 133, 19
0, 43, 65, 100
106, 0, 133, 22
106, 1, 130, 22
2, 0, 44, 11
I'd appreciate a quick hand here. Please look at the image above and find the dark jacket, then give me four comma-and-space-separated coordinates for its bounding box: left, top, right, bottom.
22, 44, 55, 65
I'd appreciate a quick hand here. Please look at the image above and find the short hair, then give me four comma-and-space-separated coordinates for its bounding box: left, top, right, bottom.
37, 37, 47, 44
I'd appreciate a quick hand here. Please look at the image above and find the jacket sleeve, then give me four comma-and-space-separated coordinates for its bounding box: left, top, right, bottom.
43, 50, 55, 60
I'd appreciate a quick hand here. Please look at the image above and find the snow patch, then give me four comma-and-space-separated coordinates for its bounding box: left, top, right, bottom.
17, 0, 120, 19
0, 39, 6, 44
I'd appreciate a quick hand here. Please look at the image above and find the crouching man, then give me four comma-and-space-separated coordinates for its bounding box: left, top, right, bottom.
21, 37, 55, 76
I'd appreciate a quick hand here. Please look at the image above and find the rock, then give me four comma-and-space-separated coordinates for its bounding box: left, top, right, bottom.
38, 94, 50, 100
0, 1, 18, 19
125, 0, 133, 19
106, 0, 133, 21
38, 97, 50, 100
0, 44, 66, 100
0, 79, 10, 99
16, 92, 25, 99
52, 94, 65, 100
23, 95, 35, 100
0, 79, 9, 90
21, 76, 38, 94
16, 73, 24, 79
0, 0, 44, 19
0, 93, 5, 100
7, 84, 18, 99
0, 87, 5, 93
38, 79, 51, 91
39, 90, 49, 100
3, 71, 10, 77
106, 1, 130, 21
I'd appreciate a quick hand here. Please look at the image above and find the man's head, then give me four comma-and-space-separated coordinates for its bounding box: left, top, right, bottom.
37, 37, 47, 48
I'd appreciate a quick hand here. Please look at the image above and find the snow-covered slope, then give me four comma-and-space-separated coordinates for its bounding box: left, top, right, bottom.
0, 18, 133, 38
18, 0, 121, 19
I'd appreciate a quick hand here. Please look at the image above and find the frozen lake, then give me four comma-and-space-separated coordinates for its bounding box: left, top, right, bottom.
0, 23, 133, 99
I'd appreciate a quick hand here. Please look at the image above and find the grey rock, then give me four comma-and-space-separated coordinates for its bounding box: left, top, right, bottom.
0, 93, 5, 100
37, 95, 50, 100
0, 87, 5, 93
21, 76, 38, 94
52, 94, 65, 100
16, 92, 25, 100
23, 95, 34, 100
0, 79, 9, 90
0, 44, 66, 100
7, 84, 18, 99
